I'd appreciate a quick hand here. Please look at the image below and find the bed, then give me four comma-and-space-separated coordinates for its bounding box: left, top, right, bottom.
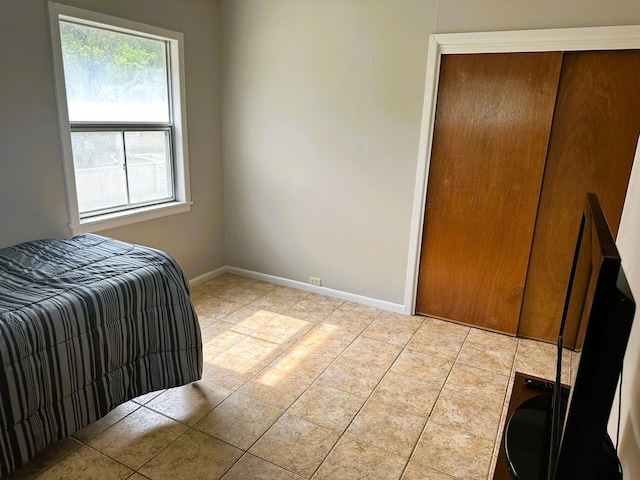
0, 233, 202, 475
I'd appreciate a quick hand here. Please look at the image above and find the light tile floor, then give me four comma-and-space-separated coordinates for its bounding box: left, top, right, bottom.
4, 274, 576, 480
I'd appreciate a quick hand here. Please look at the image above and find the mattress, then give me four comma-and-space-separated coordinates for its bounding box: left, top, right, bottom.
0, 234, 202, 475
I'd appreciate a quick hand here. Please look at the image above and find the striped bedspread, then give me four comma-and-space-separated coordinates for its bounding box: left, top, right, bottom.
0, 234, 202, 475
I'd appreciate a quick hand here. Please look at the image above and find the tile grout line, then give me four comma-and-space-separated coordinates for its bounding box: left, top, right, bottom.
197, 296, 383, 479
286, 308, 386, 479
398, 320, 471, 480
488, 336, 521, 479
186, 278, 555, 479
304, 310, 425, 479
18, 275, 560, 480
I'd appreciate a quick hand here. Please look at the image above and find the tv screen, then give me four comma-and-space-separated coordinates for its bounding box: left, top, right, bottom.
550, 193, 635, 480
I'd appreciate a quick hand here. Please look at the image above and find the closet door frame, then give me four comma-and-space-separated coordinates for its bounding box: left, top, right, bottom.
404, 25, 640, 314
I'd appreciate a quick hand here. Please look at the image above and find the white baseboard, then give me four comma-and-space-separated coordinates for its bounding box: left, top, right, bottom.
189, 266, 227, 287
189, 266, 406, 314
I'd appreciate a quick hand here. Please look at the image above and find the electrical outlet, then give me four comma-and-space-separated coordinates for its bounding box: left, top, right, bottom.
309, 276, 322, 286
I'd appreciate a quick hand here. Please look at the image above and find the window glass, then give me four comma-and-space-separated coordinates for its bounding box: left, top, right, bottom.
70, 131, 127, 212
125, 131, 173, 204
60, 21, 170, 123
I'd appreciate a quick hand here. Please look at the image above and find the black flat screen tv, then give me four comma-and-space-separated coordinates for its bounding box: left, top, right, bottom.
548, 193, 636, 480
504, 193, 636, 480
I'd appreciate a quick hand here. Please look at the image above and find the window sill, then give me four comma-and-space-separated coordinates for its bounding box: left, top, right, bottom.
69, 201, 192, 235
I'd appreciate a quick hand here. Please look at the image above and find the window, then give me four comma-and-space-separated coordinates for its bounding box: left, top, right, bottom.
48, 3, 191, 234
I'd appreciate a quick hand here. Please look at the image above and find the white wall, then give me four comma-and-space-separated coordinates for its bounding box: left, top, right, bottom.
221, 0, 436, 306
436, 0, 640, 33
0, 0, 225, 280
611, 140, 640, 479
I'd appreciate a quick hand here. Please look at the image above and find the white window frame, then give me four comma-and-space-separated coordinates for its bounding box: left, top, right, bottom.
48, 2, 192, 235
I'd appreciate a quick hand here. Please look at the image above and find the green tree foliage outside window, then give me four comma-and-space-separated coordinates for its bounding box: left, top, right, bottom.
60, 21, 168, 118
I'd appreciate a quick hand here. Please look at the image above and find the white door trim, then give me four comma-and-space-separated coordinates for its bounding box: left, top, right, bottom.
404, 25, 640, 315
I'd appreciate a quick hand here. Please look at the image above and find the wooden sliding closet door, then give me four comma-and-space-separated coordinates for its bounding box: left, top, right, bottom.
415, 53, 563, 334
518, 50, 640, 346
